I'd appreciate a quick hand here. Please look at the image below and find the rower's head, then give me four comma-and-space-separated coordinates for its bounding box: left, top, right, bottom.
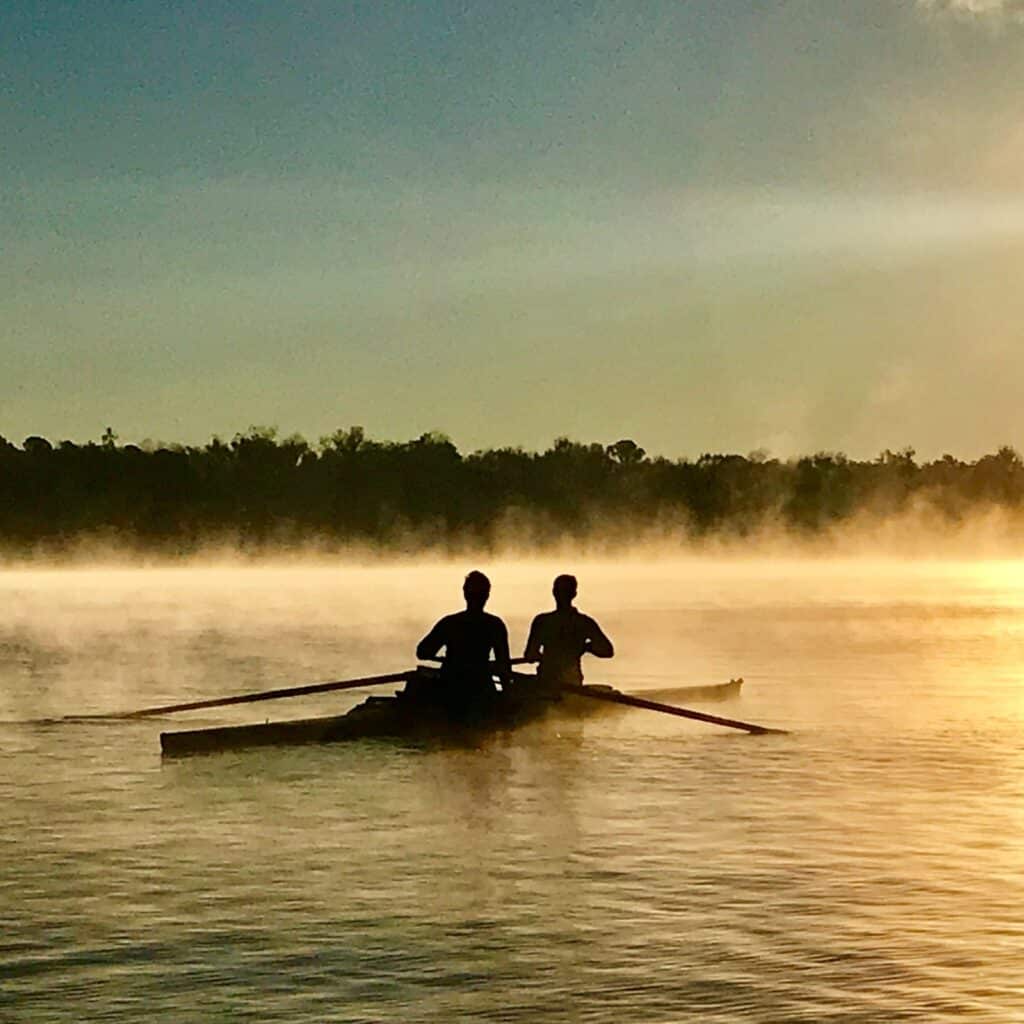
463, 570, 491, 610
552, 574, 577, 609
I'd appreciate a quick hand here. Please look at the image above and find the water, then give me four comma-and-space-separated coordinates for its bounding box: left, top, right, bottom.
2, 559, 1023, 1022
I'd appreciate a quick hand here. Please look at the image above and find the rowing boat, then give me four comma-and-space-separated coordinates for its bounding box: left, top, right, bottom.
159, 669, 743, 757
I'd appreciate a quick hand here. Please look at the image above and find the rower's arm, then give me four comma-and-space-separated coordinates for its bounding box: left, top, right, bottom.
416, 619, 448, 661
523, 616, 543, 662
493, 621, 512, 683
583, 617, 614, 659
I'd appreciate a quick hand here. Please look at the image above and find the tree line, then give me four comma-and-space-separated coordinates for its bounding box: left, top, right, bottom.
1, 427, 1022, 554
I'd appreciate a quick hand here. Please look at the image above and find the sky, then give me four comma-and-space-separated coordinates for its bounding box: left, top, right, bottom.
3, 0, 1024, 460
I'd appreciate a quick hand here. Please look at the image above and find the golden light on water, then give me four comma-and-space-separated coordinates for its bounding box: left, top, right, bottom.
4, 556, 1024, 1019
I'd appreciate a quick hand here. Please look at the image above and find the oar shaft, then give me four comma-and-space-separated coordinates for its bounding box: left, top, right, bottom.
105, 671, 413, 720
566, 684, 788, 735
82, 658, 527, 721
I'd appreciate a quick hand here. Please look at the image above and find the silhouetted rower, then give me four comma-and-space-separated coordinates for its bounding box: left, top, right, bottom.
524, 574, 613, 688
416, 571, 511, 709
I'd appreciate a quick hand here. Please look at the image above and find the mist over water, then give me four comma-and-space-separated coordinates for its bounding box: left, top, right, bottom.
2, 557, 1023, 1022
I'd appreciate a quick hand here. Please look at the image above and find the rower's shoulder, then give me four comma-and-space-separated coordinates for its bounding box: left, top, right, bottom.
433, 610, 465, 630
575, 610, 608, 634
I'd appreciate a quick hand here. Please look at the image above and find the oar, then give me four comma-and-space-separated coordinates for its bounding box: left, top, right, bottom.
566, 684, 788, 735
71, 658, 531, 722
68, 670, 414, 721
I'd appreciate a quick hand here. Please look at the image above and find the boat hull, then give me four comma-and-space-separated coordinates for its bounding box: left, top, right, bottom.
161, 687, 562, 757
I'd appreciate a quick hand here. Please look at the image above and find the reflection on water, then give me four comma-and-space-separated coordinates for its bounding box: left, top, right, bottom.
2, 559, 1023, 1022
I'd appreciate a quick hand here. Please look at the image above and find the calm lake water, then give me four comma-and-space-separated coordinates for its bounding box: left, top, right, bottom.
2, 558, 1023, 1023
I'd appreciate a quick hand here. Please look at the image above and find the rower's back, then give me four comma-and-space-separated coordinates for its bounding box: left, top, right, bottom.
524, 575, 614, 687
415, 571, 511, 710
418, 607, 508, 680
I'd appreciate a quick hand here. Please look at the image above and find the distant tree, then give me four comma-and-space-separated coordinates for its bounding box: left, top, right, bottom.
968, 445, 1024, 505
606, 439, 647, 466
319, 426, 366, 454
785, 452, 852, 529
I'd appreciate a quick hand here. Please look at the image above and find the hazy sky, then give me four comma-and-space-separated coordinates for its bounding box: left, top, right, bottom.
4, 0, 1024, 459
